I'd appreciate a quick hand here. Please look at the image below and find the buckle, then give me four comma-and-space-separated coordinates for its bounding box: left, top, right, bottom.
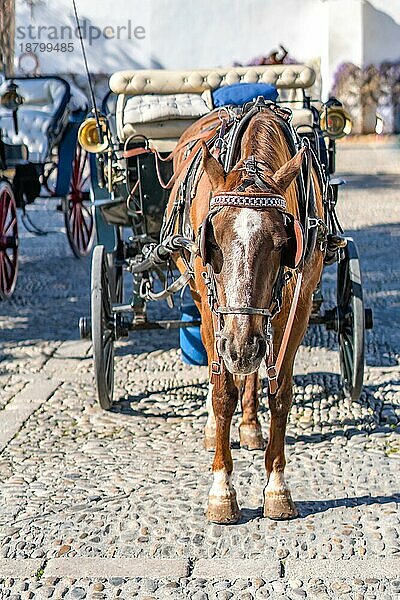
211, 361, 221, 376
266, 364, 278, 395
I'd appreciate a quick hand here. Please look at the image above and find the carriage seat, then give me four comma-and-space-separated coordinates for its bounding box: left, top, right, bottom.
0, 77, 78, 163
110, 65, 316, 152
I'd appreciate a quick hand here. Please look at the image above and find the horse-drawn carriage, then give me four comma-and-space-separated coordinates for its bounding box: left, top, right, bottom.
0, 75, 93, 299
78, 63, 373, 412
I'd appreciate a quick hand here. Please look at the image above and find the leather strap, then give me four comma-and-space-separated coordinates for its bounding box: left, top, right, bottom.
153, 132, 216, 190
275, 270, 303, 376
122, 123, 220, 160
122, 146, 151, 159
264, 270, 303, 396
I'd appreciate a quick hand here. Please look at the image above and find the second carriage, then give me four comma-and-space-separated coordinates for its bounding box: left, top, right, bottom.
0, 74, 95, 299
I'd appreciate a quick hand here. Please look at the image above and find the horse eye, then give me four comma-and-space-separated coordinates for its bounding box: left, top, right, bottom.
273, 240, 287, 251
207, 238, 223, 273
208, 239, 220, 250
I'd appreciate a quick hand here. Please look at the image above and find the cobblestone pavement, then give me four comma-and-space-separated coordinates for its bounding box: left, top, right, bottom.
0, 143, 399, 599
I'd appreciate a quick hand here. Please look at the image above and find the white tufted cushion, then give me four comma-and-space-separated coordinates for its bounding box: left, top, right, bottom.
0, 78, 71, 163
291, 108, 314, 129
124, 93, 210, 124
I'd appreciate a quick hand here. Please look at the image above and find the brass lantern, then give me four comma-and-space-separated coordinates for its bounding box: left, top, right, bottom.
78, 116, 109, 153
320, 105, 352, 140
0, 82, 24, 111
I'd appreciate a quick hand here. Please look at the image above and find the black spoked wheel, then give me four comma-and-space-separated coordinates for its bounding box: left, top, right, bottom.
91, 245, 115, 409
337, 237, 365, 400
108, 255, 123, 304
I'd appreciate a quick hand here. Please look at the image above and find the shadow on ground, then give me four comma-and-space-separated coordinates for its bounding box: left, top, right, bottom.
112, 371, 398, 441
339, 173, 400, 189
236, 493, 400, 524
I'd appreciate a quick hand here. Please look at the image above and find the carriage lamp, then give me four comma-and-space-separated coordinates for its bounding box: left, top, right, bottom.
320, 100, 352, 140
78, 116, 109, 153
0, 81, 25, 134
0, 82, 24, 111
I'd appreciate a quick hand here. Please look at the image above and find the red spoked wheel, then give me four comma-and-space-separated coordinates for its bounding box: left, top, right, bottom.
63, 141, 94, 258
0, 180, 18, 300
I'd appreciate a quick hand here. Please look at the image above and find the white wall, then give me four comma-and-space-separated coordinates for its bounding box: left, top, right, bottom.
14, 0, 152, 74
366, 0, 400, 24
148, 0, 326, 70
363, 0, 400, 65
12, 0, 400, 98
14, 0, 326, 73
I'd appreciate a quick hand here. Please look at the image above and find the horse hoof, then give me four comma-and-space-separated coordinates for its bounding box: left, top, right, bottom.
207, 492, 241, 524
204, 434, 216, 452
239, 424, 266, 450
263, 490, 298, 520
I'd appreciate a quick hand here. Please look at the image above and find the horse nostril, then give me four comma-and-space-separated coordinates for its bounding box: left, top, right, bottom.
219, 335, 227, 354
255, 337, 267, 358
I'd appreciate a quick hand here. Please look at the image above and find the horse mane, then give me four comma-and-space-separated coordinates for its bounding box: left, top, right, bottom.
240, 111, 299, 216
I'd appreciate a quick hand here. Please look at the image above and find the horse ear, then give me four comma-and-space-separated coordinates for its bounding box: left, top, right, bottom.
201, 142, 226, 191
272, 147, 306, 192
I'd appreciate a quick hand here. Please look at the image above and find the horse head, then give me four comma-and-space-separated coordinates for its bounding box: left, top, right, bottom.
200, 142, 305, 375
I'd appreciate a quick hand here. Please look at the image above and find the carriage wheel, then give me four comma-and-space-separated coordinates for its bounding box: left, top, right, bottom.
0, 181, 19, 300
92, 245, 115, 409
337, 238, 365, 401
64, 142, 94, 258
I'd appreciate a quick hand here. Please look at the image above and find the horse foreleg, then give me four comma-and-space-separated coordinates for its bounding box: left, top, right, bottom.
263, 366, 298, 520
239, 373, 266, 450
207, 372, 240, 524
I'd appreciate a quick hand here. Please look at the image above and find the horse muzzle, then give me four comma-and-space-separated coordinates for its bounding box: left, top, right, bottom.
219, 330, 267, 375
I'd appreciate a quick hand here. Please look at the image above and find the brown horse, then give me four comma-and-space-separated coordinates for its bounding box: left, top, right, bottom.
168, 108, 324, 524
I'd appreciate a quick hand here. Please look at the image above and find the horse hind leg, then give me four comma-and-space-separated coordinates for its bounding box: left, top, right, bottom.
239, 373, 266, 450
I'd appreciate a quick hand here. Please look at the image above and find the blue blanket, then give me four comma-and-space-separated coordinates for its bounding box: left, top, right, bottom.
212, 82, 278, 107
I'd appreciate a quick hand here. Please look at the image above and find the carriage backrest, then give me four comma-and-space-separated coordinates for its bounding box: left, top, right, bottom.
109, 65, 317, 151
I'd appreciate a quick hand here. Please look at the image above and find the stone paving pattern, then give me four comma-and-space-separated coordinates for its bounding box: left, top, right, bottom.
0, 143, 399, 598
